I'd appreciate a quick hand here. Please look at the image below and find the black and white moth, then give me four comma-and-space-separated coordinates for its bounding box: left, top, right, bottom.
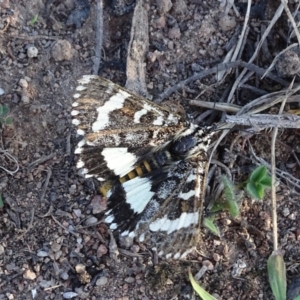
72, 75, 217, 259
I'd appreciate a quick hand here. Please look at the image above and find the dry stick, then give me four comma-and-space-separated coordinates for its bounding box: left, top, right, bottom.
92, 0, 103, 75
270, 78, 294, 251
281, 0, 300, 45
125, 0, 149, 97
156, 61, 289, 103
40, 168, 52, 202
227, 3, 285, 104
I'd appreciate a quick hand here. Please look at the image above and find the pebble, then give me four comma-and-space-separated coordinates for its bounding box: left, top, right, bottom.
51, 242, 61, 252
85, 216, 98, 226
27, 46, 38, 58
219, 15, 236, 32
37, 250, 48, 257
51, 40, 73, 61
23, 269, 37, 280
73, 209, 81, 218
19, 78, 28, 89
124, 277, 135, 283
168, 27, 181, 39
75, 263, 86, 274
63, 292, 78, 299
0, 244, 5, 255
61, 272, 69, 280
96, 276, 108, 286
90, 195, 106, 214
157, 0, 172, 15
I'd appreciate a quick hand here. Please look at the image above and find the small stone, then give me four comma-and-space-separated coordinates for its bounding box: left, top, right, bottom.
63, 292, 78, 299
0, 88, 4, 95
0, 244, 5, 255
51, 242, 61, 252
85, 216, 98, 226
73, 209, 81, 218
124, 277, 135, 283
61, 272, 69, 280
219, 15, 236, 32
90, 195, 106, 214
167, 40, 174, 50
97, 244, 108, 258
39, 280, 53, 288
37, 250, 48, 257
51, 40, 73, 61
168, 27, 181, 39
157, 0, 172, 15
75, 263, 86, 274
153, 16, 166, 28
27, 46, 38, 58
23, 269, 37, 280
96, 276, 108, 286
19, 79, 28, 89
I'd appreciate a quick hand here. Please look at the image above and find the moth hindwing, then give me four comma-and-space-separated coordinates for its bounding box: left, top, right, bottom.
72, 75, 215, 259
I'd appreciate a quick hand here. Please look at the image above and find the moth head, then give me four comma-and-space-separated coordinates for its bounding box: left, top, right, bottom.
170, 124, 214, 158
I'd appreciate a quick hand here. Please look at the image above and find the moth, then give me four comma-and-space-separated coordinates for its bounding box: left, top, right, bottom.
72, 75, 219, 259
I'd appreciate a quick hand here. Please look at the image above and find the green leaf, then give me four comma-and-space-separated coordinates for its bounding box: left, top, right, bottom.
203, 218, 220, 237
4, 116, 13, 125
293, 295, 300, 300
227, 199, 239, 218
250, 166, 267, 183
256, 183, 264, 199
0, 194, 3, 208
246, 182, 260, 199
30, 14, 39, 25
0, 104, 3, 116
210, 202, 226, 212
267, 251, 286, 300
221, 176, 235, 203
2, 105, 9, 116
189, 269, 218, 300
260, 175, 272, 187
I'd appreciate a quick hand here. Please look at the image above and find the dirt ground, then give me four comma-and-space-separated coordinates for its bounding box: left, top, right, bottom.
1, 0, 300, 299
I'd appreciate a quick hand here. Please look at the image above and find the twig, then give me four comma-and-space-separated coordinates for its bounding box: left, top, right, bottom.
125, 0, 150, 97
40, 168, 52, 202
270, 78, 294, 251
10, 35, 61, 40
227, 3, 285, 104
0, 149, 19, 175
66, 133, 71, 156
51, 215, 79, 237
92, 0, 103, 75
281, 0, 300, 46
225, 113, 300, 129
155, 61, 289, 102
190, 100, 240, 113
27, 153, 56, 169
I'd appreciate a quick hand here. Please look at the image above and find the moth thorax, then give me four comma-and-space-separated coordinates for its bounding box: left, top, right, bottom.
170, 127, 212, 158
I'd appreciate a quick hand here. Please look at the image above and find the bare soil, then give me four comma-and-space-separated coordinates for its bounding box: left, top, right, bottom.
1, 1, 300, 299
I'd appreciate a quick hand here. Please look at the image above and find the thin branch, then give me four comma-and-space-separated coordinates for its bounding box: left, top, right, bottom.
92, 0, 103, 75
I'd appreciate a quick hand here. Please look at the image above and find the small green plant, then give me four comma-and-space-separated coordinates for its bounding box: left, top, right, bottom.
189, 269, 217, 300
267, 250, 286, 300
204, 176, 240, 235
0, 104, 12, 127
30, 14, 39, 26
246, 165, 272, 199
